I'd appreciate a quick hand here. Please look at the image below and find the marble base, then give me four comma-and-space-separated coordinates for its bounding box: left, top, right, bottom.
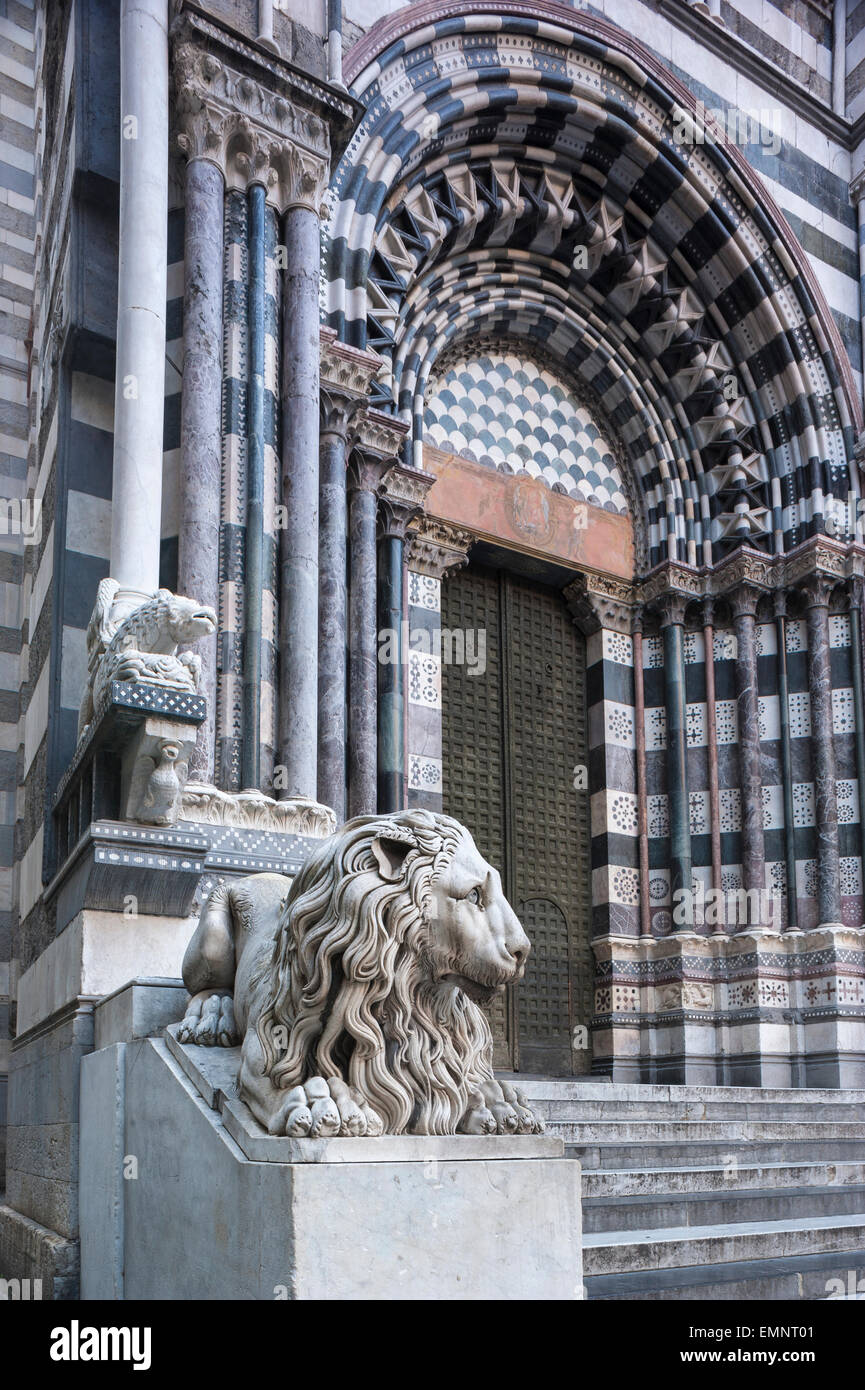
81, 1033, 583, 1300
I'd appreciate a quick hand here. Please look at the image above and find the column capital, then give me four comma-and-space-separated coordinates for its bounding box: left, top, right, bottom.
564, 570, 636, 635
406, 518, 473, 580
728, 582, 762, 621
171, 36, 331, 212
352, 407, 411, 466
377, 464, 436, 541
799, 572, 837, 610
320, 329, 383, 440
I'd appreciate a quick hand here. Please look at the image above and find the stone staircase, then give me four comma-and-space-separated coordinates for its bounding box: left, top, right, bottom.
513, 1080, 865, 1300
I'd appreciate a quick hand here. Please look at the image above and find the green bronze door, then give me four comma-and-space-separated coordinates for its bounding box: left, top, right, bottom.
441, 563, 591, 1075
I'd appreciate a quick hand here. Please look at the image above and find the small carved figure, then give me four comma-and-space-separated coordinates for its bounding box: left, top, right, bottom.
78, 578, 217, 737
129, 740, 188, 826
178, 810, 545, 1138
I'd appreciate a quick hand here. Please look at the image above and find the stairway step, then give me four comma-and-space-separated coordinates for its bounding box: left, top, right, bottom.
549, 1120, 865, 1142
583, 1212, 865, 1275
532, 1098, 865, 1122
583, 1184, 865, 1233
513, 1080, 865, 1105
586, 1247, 865, 1301
566, 1138, 865, 1167
582, 1160, 865, 1197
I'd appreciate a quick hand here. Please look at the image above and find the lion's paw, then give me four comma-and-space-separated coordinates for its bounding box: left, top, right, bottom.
269, 1077, 383, 1138
178, 992, 237, 1047
458, 1088, 497, 1135
500, 1081, 545, 1135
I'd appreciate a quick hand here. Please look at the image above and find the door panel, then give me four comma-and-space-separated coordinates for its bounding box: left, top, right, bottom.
441, 563, 591, 1075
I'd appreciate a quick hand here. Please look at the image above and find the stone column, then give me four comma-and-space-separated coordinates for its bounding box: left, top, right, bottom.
850, 577, 865, 886
774, 591, 798, 930
175, 138, 224, 781
376, 466, 434, 813
730, 584, 765, 910
631, 611, 651, 939
317, 333, 382, 822
702, 598, 723, 928
110, 0, 169, 617
657, 592, 691, 909
803, 574, 842, 925
278, 153, 327, 800
346, 411, 409, 818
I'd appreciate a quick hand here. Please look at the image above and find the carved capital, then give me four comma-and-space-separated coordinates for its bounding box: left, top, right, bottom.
654, 590, 689, 629
406, 519, 473, 580
564, 571, 635, 635
799, 572, 836, 610
639, 561, 704, 608
352, 408, 411, 465
728, 582, 761, 621
172, 37, 330, 211
378, 464, 436, 541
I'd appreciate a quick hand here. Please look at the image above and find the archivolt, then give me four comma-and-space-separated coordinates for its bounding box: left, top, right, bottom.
325, 0, 859, 569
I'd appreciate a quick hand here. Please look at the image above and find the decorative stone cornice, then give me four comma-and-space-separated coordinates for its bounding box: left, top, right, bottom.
320, 328, 383, 439
638, 560, 703, 608
406, 519, 473, 580
378, 464, 436, 541
172, 35, 330, 211
181, 784, 336, 838
564, 570, 636, 635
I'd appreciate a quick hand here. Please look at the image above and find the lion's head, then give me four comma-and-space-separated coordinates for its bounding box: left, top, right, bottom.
256, 809, 531, 1135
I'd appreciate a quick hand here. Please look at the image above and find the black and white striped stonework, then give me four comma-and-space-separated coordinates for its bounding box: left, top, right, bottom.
325, 5, 859, 568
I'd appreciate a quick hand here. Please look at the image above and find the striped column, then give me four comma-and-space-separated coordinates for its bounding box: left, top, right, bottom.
702, 598, 723, 929
657, 592, 691, 910
803, 574, 842, 925
774, 592, 798, 931
730, 584, 765, 913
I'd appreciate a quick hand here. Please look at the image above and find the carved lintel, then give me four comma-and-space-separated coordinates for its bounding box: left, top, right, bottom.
564, 571, 635, 635
406, 519, 473, 580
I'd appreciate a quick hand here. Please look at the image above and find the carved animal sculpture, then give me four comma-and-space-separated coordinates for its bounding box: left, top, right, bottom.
178, 809, 545, 1138
78, 578, 217, 736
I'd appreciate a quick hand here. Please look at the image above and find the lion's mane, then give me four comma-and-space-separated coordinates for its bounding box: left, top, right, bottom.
256, 810, 496, 1135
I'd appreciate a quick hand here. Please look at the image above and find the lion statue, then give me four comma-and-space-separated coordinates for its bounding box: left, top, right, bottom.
78, 577, 217, 736
177, 809, 544, 1138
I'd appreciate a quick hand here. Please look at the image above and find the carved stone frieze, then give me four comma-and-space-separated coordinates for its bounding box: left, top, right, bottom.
180, 784, 337, 838
564, 570, 636, 635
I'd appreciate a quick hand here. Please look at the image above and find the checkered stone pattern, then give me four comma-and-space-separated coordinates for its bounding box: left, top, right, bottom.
424, 351, 627, 512
587, 628, 637, 938
326, 15, 855, 571
406, 568, 444, 814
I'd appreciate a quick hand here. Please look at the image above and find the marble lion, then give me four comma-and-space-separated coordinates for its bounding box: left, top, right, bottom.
178, 809, 545, 1138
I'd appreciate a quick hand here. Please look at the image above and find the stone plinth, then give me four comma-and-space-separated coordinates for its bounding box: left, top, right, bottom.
81, 1027, 583, 1301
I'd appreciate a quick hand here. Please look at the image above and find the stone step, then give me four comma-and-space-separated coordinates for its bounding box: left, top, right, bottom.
582, 1183, 865, 1233
582, 1160, 865, 1197
567, 1138, 865, 1167
582, 1212, 865, 1276
531, 1097, 865, 1123
510, 1079, 865, 1105
586, 1247, 865, 1301
549, 1119, 865, 1143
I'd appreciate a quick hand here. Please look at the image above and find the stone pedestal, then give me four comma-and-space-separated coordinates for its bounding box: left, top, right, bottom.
80, 1016, 583, 1301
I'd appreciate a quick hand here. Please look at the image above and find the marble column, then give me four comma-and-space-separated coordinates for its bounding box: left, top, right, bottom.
347, 453, 387, 817
110, 0, 169, 617
176, 149, 224, 781
632, 612, 651, 939
850, 577, 865, 887
702, 599, 723, 927
774, 592, 798, 930
376, 466, 432, 813
242, 181, 267, 791
279, 186, 324, 800
730, 584, 765, 909
317, 392, 354, 822
803, 574, 842, 925
658, 592, 691, 908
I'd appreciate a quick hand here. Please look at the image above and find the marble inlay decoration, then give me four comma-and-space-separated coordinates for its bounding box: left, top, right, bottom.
424, 351, 628, 511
